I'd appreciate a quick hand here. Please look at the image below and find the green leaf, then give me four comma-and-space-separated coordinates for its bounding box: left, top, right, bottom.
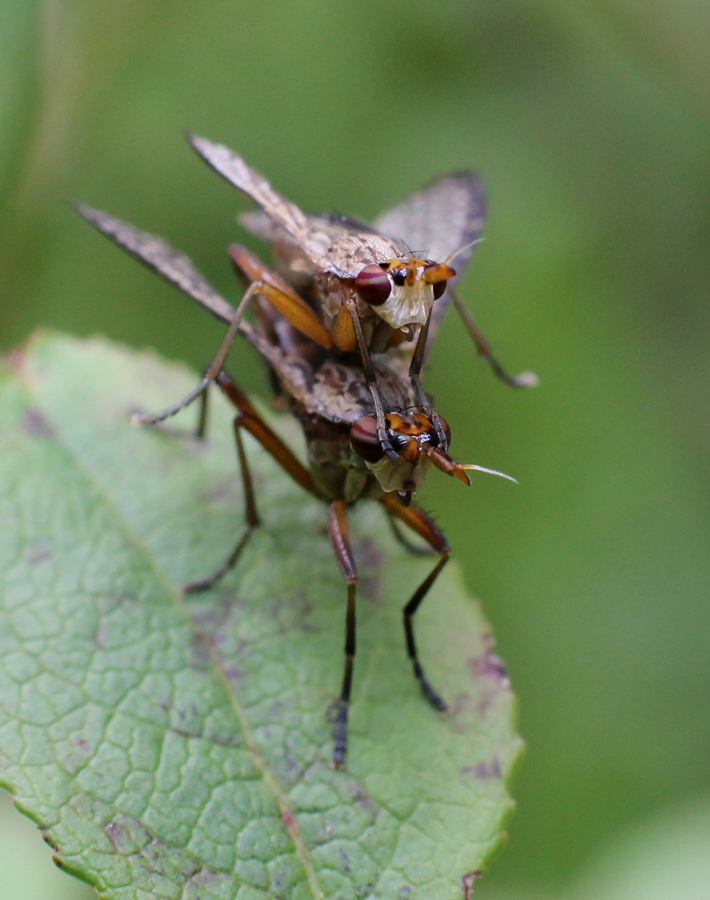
0, 333, 520, 900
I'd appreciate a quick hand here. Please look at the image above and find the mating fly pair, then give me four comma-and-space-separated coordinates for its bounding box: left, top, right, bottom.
76, 134, 533, 766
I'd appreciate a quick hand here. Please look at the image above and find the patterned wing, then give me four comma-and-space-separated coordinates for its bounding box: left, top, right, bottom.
188, 134, 356, 277
73, 202, 236, 324
374, 172, 487, 340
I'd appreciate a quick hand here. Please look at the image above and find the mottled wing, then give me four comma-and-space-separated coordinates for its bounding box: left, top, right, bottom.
240, 210, 377, 247
74, 200, 335, 410
374, 172, 487, 340
73, 202, 236, 325
374, 171, 486, 277
188, 134, 352, 277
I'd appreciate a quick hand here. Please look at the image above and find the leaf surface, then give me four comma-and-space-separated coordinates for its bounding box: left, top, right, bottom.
0, 333, 520, 899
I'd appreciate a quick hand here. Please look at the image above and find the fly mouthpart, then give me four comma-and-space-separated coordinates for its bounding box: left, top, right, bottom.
460, 464, 518, 484
427, 446, 469, 483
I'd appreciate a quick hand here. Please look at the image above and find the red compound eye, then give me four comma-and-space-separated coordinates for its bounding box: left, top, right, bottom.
350, 415, 385, 463
355, 265, 392, 306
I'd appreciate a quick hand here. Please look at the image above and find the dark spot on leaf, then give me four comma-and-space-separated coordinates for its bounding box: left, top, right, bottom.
224, 665, 244, 681
187, 868, 236, 891
189, 632, 211, 668
103, 815, 233, 887
104, 814, 152, 854
27, 544, 51, 563
42, 833, 60, 851
77, 738, 90, 751
203, 477, 234, 504
463, 871, 482, 899
468, 634, 510, 687
281, 807, 295, 829
171, 727, 201, 741
356, 537, 383, 604
460, 758, 502, 779
105, 820, 130, 852
147, 839, 201, 879
22, 407, 56, 438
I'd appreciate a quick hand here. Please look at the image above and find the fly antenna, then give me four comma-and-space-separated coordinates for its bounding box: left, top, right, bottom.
444, 237, 485, 265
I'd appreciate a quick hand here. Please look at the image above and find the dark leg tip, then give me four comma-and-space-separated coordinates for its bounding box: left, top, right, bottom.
181, 578, 211, 594
421, 680, 448, 711
413, 660, 448, 711
328, 700, 349, 769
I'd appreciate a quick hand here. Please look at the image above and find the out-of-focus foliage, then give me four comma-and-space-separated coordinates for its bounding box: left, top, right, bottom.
1, 1, 708, 898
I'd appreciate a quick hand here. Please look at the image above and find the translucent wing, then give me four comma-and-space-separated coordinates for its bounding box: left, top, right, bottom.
240, 210, 379, 249
73, 202, 236, 325
73, 200, 397, 422
188, 134, 356, 277
374, 172, 487, 338
374, 172, 486, 276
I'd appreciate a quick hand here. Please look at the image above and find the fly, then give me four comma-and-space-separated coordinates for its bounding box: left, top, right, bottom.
186, 134, 537, 458
74, 201, 516, 766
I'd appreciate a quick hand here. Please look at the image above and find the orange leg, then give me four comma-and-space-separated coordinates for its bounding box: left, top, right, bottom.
215, 372, 318, 497
386, 512, 437, 557
228, 244, 332, 349
382, 493, 451, 710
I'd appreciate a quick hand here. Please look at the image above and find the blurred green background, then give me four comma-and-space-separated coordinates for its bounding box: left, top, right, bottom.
1, 1, 709, 898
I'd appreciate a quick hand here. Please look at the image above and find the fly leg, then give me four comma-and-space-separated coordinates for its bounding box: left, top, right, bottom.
184, 371, 318, 593
183, 404, 260, 593
134, 248, 333, 427
451, 289, 538, 388
344, 299, 399, 464
228, 244, 332, 349
132, 280, 267, 427
382, 493, 451, 710
387, 513, 437, 557
326, 499, 358, 768
408, 312, 449, 449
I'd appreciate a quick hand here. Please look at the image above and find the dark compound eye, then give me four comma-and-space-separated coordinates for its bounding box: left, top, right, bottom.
437, 414, 452, 447
432, 280, 448, 300
355, 265, 392, 306
350, 415, 385, 463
